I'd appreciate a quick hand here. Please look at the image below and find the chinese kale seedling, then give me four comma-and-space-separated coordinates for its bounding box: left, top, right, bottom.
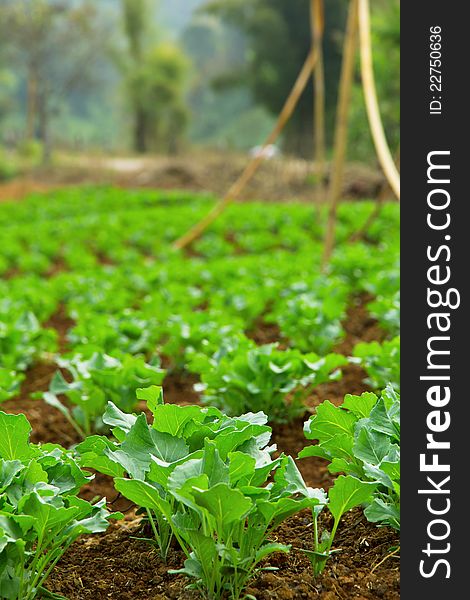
42, 351, 165, 437
191, 337, 347, 423
300, 385, 400, 531
77, 386, 324, 599
0, 411, 119, 600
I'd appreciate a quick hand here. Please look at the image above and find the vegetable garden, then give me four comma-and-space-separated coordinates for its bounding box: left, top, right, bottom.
0, 187, 400, 599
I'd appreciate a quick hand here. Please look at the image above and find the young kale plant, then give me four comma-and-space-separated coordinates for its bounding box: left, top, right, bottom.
302, 475, 376, 576
78, 386, 324, 599
42, 352, 165, 437
190, 336, 347, 423
76, 385, 278, 562
352, 337, 400, 391
0, 306, 57, 402
266, 283, 348, 354
0, 411, 119, 600
0, 369, 24, 403
166, 448, 323, 599
367, 291, 400, 337
300, 385, 400, 532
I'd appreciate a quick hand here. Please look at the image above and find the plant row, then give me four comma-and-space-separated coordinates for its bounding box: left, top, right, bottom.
0, 384, 400, 600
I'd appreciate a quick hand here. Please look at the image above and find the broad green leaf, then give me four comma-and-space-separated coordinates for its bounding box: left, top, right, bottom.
381, 460, 400, 489
304, 401, 356, 443
50, 370, 80, 395
255, 542, 290, 564
108, 414, 189, 479
152, 404, 206, 437
298, 445, 330, 460
76, 436, 124, 478
271, 456, 310, 498
202, 442, 229, 486
257, 496, 318, 529
228, 452, 256, 485
363, 463, 394, 490
103, 401, 137, 441
170, 556, 203, 579
168, 458, 206, 493
368, 397, 400, 438
0, 460, 24, 493
170, 474, 210, 512
192, 483, 253, 525
321, 433, 355, 461
328, 476, 376, 521
148, 449, 203, 487
20, 492, 80, 539
238, 412, 268, 425
328, 457, 363, 477
353, 427, 394, 466
136, 385, 163, 413
342, 392, 378, 419
364, 498, 400, 529
114, 478, 171, 517
0, 412, 37, 460
382, 384, 400, 409
215, 424, 271, 460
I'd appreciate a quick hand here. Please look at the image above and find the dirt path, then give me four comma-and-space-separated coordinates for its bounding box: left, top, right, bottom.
0, 153, 386, 204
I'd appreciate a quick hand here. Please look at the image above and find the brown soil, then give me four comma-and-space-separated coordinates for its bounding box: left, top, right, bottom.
2, 396, 80, 446
1, 359, 80, 446
248, 508, 400, 600
0, 178, 57, 203
272, 417, 336, 491
161, 370, 201, 406
335, 294, 386, 356
246, 318, 285, 346
46, 507, 399, 600
44, 303, 76, 353
95, 250, 116, 266
46, 256, 68, 278
79, 471, 132, 514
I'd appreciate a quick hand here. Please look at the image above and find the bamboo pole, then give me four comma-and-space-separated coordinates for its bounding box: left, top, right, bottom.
358, 0, 400, 200
348, 146, 399, 242
321, 0, 359, 269
311, 0, 326, 196
173, 46, 322, 250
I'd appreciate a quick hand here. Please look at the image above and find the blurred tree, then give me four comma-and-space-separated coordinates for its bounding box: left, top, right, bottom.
0, 0, 109, 162
202, 0, 348, 156
121, 0, 189, 153
181, 16, 274, 150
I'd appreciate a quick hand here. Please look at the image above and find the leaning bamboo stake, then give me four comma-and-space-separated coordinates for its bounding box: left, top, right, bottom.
348, 146, 400, 242
173, 47, 322, 251
311, 0, 326, 195
358, 0, 400, 200
321, 0, 359, 269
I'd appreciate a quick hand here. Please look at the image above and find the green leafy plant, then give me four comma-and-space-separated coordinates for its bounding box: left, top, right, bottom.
42, 352, 165, 437
352, 337, 400, 391
191, 337, 347, 423
368, 292, 400, 337
0, 369, 24, 403
299, 386, 400, 531
76, 385, 278, 562
0, 411, 119, 600
78, 386, 323, 598
166, 449, 323, 599
302, 475, 376, 576
266, 282, 348, 354
0, 309, 57, 373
